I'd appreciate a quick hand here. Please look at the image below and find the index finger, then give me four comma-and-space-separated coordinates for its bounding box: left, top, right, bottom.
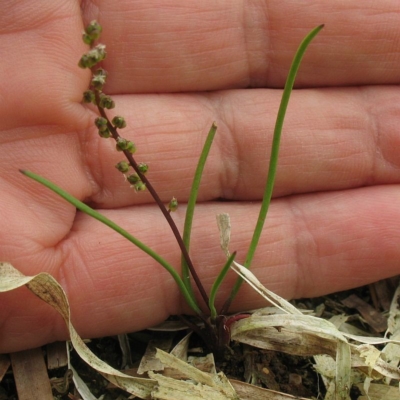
84, 0, 400, 93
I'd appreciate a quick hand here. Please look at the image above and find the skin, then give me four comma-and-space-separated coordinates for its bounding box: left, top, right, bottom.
1, 0, 400, 353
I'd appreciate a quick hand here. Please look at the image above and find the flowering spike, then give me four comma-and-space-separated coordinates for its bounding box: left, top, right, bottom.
78, 44, 106, 69
78, 54, 90, 69
94, 68, 107, 77
98, 129, 110, 138
168, 197, 178, 212
127, 174, 140, 184
116, 137, 129, 151
138, 163, 148, 174
134, 182, 146, 192
126, 141, 136, 154
93, 44, 106, 61
98, 94, 115, 109
112, 116, 127, 129
94, 117, 108, 129
85, 20, 102, 41
115, 161, 130, 173
82, 33, 94, 45
82, 90, 95, 103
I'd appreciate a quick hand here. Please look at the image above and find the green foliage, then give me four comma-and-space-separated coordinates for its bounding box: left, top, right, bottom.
20, 170, 202, 315
209, 252, 236, 320
21, 21, 324, 347
181, 122, 217, 297
222, 24, 324, 313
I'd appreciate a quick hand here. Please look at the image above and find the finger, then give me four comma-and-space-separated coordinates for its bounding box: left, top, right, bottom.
80, 85, 400, 207
6, 84, 399, 217
0, 1, 88, 130
2, 184, 400, 352
83, 0, 400, 92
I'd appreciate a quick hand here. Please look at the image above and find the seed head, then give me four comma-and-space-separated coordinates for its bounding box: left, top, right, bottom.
112, 116, 127, 129
127, 174, 140, 184
82, 90, 95, 103
168, 197, 178, 212
98, 94, 115, 109
82, 21, 103, 45
134, 181, 146, 192
137, 163, 148, 174
94, 117, 108, 128
115, 161, 130, 173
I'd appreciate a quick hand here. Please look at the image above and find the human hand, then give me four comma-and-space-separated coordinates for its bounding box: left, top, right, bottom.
1, 0, 400, 353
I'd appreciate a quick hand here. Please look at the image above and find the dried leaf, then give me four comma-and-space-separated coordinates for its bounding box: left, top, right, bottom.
357, 382, 400, 400
228, 262, 400, 398
335, 340, 351, 400
149, 372, 233, 400
230, 262, 301, 315
154, 349, 237, 399
69, 365, 99, 400
170, 332, 191, 360
138, 337, 173, 375
156, 349, 222, 389
230, 379, 313, 400
0, 262, 155, 399
216, 213, 231, 258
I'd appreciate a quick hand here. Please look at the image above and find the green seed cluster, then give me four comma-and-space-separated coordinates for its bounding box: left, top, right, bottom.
78, 44, 106, 69
168, 197, 178, 212
80, 20, 149, 193
82, 20, 102, 45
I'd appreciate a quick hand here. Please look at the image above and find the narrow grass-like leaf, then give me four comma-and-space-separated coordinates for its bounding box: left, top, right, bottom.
20, 169, 202, 315
222, 25, 324, 312
181, 122, 217, 301
209, 252, 236, 320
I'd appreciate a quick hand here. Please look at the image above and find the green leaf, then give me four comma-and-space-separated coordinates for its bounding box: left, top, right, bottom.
223, 24, 324, 312
209, 252, 236, 320
20, 169, 202, 315
181, 122, 217, 299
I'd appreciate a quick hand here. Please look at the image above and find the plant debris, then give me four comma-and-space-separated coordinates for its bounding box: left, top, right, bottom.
1, 261, 400, 399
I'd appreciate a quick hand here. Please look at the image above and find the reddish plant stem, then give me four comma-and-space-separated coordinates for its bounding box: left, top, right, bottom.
94, 93, 210, 311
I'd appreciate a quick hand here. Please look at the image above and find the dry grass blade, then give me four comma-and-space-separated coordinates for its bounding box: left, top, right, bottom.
335, 341, 351, 400
151, 349, 238, 400
46, 341, 68, 370
137, 336, 174, 375
10, 348, 53, 400
227, 255, 400, 399
356, 382, 400, 399
230, 379, 313, 400
68, 364, 98, 400
216, 213, 231, 258
1, 261, 243, 399
0, 262, 156, 399
149, 372, 233, 400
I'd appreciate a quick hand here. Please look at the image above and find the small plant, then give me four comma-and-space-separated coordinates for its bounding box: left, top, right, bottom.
21, 21, 324, 355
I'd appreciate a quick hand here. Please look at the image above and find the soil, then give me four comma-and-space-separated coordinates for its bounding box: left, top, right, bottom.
1, 278, 398, 399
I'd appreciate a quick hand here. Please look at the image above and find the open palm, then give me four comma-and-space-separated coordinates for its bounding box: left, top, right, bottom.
1, 0, 400, 353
